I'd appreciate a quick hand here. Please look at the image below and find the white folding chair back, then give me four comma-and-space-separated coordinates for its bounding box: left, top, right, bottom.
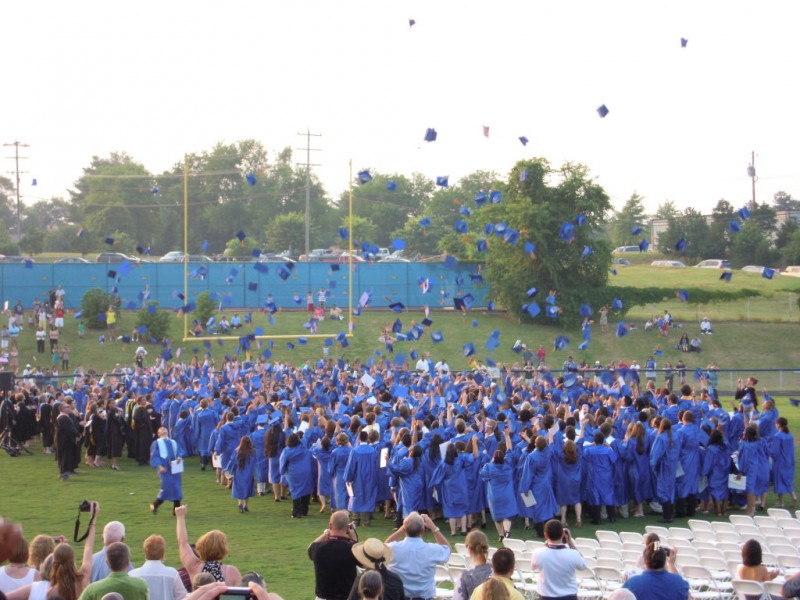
730, 514, 755, 526
766, 507, 791, 519
717, 531, 743, 544
731, 578, 770, 600
525, 540, 544, 552
595, 557, 623, 570
575, 545, 597, 559
754, 516, 779, 529
645, 525, 670, 539
447, 553, 468, 567
592, 566, 625, 594
778, 518, 800, 532
668, 526, 694, 540
619, 531, 644, 544
595, 530, 622, 544
735, 524, 762, 538
711, 522, 737, 534
680, 564, 727, 600
598, 539, 624, 551
765, 580, 786, 598
762, 528, 788, 541
447, 565, 465, 584
692, 530, 719, 543
718, 541, 744, 554
575, 537, 601, 549
770, 543, 799, 558
596, 548, 623, 562
688, 519, 714, 532
454, 542, 468, 555
433, 564, 455, 599
502, 537, 527, 552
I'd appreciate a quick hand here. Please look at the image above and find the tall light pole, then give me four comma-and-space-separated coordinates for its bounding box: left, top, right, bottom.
296, 130, 321, 258
747, 150, 757, 209
3, 140, 29, 253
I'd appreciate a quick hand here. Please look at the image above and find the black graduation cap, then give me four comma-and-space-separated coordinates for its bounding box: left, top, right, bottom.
790, 398, 800, 407
421, 318, 433, 327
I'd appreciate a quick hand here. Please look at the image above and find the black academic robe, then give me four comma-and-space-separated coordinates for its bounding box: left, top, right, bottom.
132, 405, 154, 464
55, 413, 80, 475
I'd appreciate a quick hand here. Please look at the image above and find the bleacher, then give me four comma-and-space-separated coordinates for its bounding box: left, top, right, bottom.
432, 508, 800, 599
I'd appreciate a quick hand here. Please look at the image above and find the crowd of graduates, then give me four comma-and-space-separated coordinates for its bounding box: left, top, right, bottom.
2, 353, 796, 543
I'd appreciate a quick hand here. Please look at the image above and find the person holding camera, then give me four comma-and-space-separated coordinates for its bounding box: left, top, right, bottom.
529, 520, 585, 600
384, 512, 450, 600
307, 510, 359, 600
622, 542, 688, 600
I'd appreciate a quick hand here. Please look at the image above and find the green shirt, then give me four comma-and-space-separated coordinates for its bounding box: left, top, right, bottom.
79, 571, 149, 600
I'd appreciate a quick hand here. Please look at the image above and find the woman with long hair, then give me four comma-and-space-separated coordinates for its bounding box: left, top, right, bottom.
519, 436, 558, 538
738, 425, 770, 516
623, 422, 648, 518
389, 445, 426, 518
556, 435, 583, 527
38, 503, 97, 600
279, 432, 314, 519
479, 429, 517, 542
226, 436, 256, 513
264, 419, 286, 501
769, 417, 797, 508
701, 429, 730, 516
737, 539, 780, 584
454, 531, 492, 600
430, 440, 478, 536
329, 432, 352, 511
310, 436, 333, 513
650, 419, 680, 523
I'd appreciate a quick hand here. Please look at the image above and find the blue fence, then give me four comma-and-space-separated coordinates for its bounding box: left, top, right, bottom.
0, 262, 489, 312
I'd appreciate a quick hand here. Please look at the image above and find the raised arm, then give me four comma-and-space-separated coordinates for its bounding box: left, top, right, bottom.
79, 502, 99, 584
175, 505, 203, 575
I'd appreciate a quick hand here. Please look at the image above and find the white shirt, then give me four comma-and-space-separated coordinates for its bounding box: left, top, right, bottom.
130, 560, 187, 600
531, 544, 586, 597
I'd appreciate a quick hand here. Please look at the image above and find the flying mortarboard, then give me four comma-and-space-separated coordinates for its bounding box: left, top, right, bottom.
389, 302, 405, 312
677, 289, 689, 302
519, 136, 529, 146
476, 240, 488, 252
107, 269, 117, 279
277, 267, 290, 280
254, 262, 269, 274
104, 236, 114, 245
559, 222, 575, 243
524, 302, 541, 318
639, 238, 649, 252
720, 271, 732, 282
455, 220, 468, 234
358, 170, 372, 184
790, 398, 800, 407
597, 104, 610, 118
730, 220, 742, 233
391, 238, 406, 251
424, 128, 437, 142
578, 340, 589, 350
762, 267, 775, 280
421, 317, 433, 327
463, 342, 475, 357
612, 297, 623, 311
675, 238, 687, 252
581, 245, 592, 258
632, 225, 642, 236
436, 176, 449, 188
580, 303, 593, 317
554, 336, 569, 350
489, 190, 502, 204
680, 37, 688, 47
248, 282, 258, 291
431, 331, 444, 343
546, 305, 559, 319
738, 206, 751, 220
419, 217, 431, 228
236, 231, 246, 242
386, 180, 397, 191
245, 173, 257, 186
616, 321, 629, 337
444, 256, 458, 269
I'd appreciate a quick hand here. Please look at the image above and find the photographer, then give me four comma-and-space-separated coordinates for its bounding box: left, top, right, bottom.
307, 510, 359, 600
530, 520, 586, 600
622, 543, 688, 600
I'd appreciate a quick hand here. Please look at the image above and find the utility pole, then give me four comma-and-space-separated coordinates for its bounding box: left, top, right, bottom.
3, 140, 29, 254
296, 130, 321, 258
747, 150, 757, 209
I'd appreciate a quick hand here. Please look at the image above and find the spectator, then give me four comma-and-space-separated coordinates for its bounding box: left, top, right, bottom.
129, 535, 187, 600
355, 571, 382, 600
737, 539, 780, 584
700, 317, 712, 334
43, 514, 98, 600
307, 510, 359, 600
454, 531, 491, 600
470, 548, 523, 600
79, 543, 148, 600
6, 554, 54, 600
27, 535, 56, 571
189, 574, 214, 592
92, 523, 131, 583
348, 537, 403, 600
622, 543, 688, 600
384, 512, 450, 600
174, 506, 241, 585
530, 520, 585, 600
0, 538, 40, 594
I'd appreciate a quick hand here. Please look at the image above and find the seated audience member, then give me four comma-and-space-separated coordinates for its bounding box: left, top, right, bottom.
470, 548, 523, 600
79, 542, 148, 600
737, 539, 780, 585
700, 317, 712, 334
348, 538, 404, 600
622, 542, 688, 600
0, 538, 40, 594
689, 337, 701, 352
454, 531, 491, 600
229, 315, 242, 329
329, 305, 343, 321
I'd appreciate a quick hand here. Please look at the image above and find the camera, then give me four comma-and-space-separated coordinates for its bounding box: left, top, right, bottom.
79, 500, 92, 512
219, 588, 255, 600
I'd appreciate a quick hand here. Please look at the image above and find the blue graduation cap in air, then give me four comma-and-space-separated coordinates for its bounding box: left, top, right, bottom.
424, 128, 437, 142
675, 238, 687, 252
559, 222, 575, 243
419, 217, 431, 228
455, 220, 468, 234
597, 104, 609, 118
730, 220, 742, 233
519, 136, 529, 146
386, 180, 397, 191
436, 176, 449, 188
554, 336, 569, 350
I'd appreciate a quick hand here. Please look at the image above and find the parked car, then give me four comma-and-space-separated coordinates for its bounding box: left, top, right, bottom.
783, 266, 800, 277
96, 252, 139, 263
54, 257, 91, 264
612, 258, 631, 266
299, 248, 342, 262
0, 256, 35, 264
338, 251, 367, 262
651, 260, 686, 268
159, 251, 185, 263
379, 255, 411, 263
612, 245, 643, 254
186, 255, 213, 263
740, 265, 778, 275
695, 259, 731, 269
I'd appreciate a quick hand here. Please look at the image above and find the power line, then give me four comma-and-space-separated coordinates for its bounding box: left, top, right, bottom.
3, 140, 29, 253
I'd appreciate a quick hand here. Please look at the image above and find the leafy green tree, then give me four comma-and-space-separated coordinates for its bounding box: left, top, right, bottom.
730, 220, 778, 267
749, 202, 778, 235
480, 159, 612, 325
342, 216, 379, 251
20, 225, 44, 255
194, 291, 215, 326
264, 212, 306, 254
81, 288, 120, 330
0, 219, 15, 255
707, 199, 736, 258
773, 191, 800, 212
224, 235, 261, 258
780, 228, 800, 266
610, 193, 647, 247
655, 200, 679, 221
135, 304, 172, 341
775, 220, 799, 253
655, 207, 711, 260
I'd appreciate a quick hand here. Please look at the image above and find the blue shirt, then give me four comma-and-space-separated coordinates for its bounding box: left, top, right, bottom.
623, 569, 689, 600
387, 536, 450, 599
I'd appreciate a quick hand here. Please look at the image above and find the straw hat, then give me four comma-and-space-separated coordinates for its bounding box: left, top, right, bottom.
351, 538, 393, 569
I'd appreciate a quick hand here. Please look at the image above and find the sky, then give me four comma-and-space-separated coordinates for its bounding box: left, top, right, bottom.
3, 0, 799, 216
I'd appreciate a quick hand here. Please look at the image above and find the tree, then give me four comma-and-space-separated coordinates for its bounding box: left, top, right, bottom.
81, 288, 120, 330
224, 235, 261, 258
775, 220, 799, 252
749, 202, 778, 236
707, 199, 736, 258
730, 220, 778, 267
264, 212, 307, 254
655, 207, 711, 261
610, 193, 647, 247
655, 200, 679, 221
780, 228, 800, 266
773, 190, 800, 212
480, 159, 612, 325
341, 216, 379, 251
20, 225, 44, 255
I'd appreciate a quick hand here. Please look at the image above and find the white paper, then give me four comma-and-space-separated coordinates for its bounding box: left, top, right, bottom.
439, 441, 451, 461
380, 447, 389, 469
212, 454, 222, 469
676, 462, 685, 478
360, 373, 376, 388
520, 490, 537, 507
170, 459, 184, 474
299, 421, 309, 433
346, 481, 355, 497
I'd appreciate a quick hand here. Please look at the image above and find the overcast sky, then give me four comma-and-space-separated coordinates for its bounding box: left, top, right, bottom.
3, 0, 799, 216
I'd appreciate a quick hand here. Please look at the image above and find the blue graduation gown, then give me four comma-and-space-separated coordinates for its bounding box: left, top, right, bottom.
519, 447, 558, 523
623, 439, 650, 504
738, 439, 769, 495
279, 444, 313, 498
430, 454, 472, 519
310, 445, 333, 497
702, 444, 730, 501
250, 429, 268, 483
390, 455, 426, 517
344, 443, 379, 513
650, 433, 680, 503
172, 417, 193, 456
769, 431, 795, 495
150, 437, 183, 501
226, 452, 256, 500
193, 409, 217, 458
329, 445, 352, 509
480, 460, 517, 521
676, 423, 705, 497
555, 449, 582, 506
583, 444, 617, 506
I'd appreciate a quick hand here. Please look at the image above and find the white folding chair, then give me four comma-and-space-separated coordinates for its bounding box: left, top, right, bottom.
525, 540, 544, 552
765, 580, 787, 598
711, 522, 737, 535
681, 564, 729, 600
735, 524, 762, 538
575, 567, 602, 599
762, 528, 788, 541
731, 578, 770, 600
717, 531, 743, 544
777, 553, 800, 577
645, 525, 671, 539
454, 542, 468, 555
502, 537, 527, 552
769, 543, 799, 558
592, 566, 625, 595
595, 557, 623, 570
718, 541, 744, 554
433, 564, 455, 599
598, 539, 623, 551
575, 544, 597, 559
767, 507, 792, 519
698, 547, 726, 561
688, 519, 714, 533
622, 550, 642, 564
595, 530, 622, 544
447, 553, 468, 567
595, 548, 623, 562
694, 540, 720, 551
447, 565, 465, 586
730, 514, 755, 526
619, 531, 644, 544
692, 530, 719, 543
778, 518, 800, 532
754, 516, 780, 530
668, 526, 694, 540
575, 537, 601, 549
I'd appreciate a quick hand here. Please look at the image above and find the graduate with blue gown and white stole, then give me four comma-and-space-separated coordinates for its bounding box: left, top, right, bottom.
583, 431, 618, 525
250, 415, 269, 497
344, 430, 379, 525
329, 432, 352, 510
279, 432, 314, 518
769, 417, 797, 507
193, 398, 217, 470
430, 439, 477, 536
650, 419, 680, 522
149, 427, 184, 515
479, 428, 517, 542
226, 435, 256, 513
737, 424, 770, 516
214, 413, 240, 475
309, 435, 334, 513
518, 435, 558, 538
701, 429, 731, 516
